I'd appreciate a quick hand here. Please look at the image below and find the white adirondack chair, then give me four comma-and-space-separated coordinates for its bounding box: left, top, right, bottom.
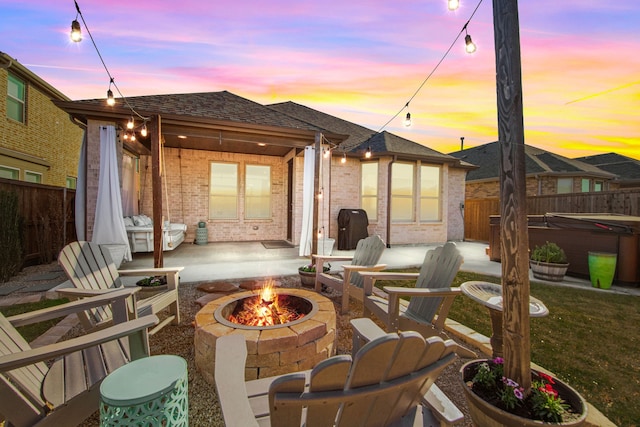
360, 242, 468, 346
215, 318, 464, 427
58, 241, 183, 335
0, 288, 157, 427
313, 234, 387, 314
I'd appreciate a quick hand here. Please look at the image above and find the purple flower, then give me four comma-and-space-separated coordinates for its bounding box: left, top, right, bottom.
502, 377, 519, 388
514, 387, 524, 400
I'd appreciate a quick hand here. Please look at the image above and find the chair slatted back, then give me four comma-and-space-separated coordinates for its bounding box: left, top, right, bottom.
405, 242, 463, 322
58, 241, 123, 327
268, 331, 456, 427
349, 235, 386, 288
0, 313, 48, 413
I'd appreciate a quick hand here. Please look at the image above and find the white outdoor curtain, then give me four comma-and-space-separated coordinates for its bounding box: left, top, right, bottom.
92, 125, 132, 262
299, 145, 315, 256
74, 131, 87, 241
121, 153, 138, 217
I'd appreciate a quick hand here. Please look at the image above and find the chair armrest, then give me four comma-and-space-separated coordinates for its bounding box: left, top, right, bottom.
350, 318, 386, 353
7, 287, 140, 327
382, 287, 461, 334
382, 287, 461, 298
119, 267, 184, 290
0, 315, 158, 372
215, 334, 260, 427
342, 264, 387, 273
361, 272, 419, 297
312, 254, 354, 264
421, 384, 464, 426
57, 288, 116, 298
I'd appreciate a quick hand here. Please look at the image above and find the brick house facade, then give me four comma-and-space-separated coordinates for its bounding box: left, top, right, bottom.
0, 52, 83, 188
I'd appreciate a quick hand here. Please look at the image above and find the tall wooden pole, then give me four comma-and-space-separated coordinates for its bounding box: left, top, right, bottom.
312, 132, 321, 255
493, 0, 531, 390
150, 114, 164, 268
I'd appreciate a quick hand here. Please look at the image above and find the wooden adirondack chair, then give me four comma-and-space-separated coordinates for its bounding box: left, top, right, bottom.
215, 317, 463, 427
313, 234, 387, 314
58, 241, 183, 335
0, 288, 158, 427
360, 242, 466, 343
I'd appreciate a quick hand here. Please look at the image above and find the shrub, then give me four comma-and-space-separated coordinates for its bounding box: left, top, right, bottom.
0, 191, 23, 282
530, 241, 567, 264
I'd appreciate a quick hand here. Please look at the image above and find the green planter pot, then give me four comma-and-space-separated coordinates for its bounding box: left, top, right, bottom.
588, 252, 617, 290
460, 360, 588, 427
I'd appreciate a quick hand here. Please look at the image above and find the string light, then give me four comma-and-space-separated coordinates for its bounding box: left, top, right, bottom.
464, 26, 477, 53
448, 0, 460, 10
365, 146, 372, 159
140, 122, 148, 137
323, 147, 330, 159
70, 0, 149, 127
404, 112, 412, 127
341, 152, 347, 164
374, 0, 484, 137
127, 117, 134, 129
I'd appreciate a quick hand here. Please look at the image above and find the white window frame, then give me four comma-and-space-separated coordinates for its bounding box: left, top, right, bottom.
557, 177, 573, 194
419, 165, 441, 222
24, 170, 42, 183
391, 162, 415, 223
245, 164, 272, 219
7, 73, 25, 123
0, 165, 19, 180
209, 162, 239, 220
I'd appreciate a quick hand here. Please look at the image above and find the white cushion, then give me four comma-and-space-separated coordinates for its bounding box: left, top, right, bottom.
123, 217, 134, 227
132, 215, 145, 226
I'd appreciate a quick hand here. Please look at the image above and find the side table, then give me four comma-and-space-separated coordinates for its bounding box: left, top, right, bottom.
100, 355, 188, 426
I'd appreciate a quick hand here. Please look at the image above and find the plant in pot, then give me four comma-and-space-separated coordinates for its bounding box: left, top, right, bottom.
298, 263, 330, 288
461, 356, 587, 426
135, 275, 168, 296
529, 241, 569, 282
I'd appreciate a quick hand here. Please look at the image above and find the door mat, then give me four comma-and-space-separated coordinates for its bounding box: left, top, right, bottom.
262, 240, 294, 249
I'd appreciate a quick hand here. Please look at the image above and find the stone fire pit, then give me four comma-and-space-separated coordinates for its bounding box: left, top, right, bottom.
194, 287, 336, 384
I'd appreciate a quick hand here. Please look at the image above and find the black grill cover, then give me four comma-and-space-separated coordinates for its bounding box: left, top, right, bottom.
338, 209, 369, 250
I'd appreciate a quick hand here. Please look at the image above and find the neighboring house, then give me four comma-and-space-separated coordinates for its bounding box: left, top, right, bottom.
449, 141, 617, 198
0, 52, 83, 188
55, 91, 472, 249
575, 153, 640, 189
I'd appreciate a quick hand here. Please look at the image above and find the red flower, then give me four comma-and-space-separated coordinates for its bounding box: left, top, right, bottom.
539, 372, 555, 384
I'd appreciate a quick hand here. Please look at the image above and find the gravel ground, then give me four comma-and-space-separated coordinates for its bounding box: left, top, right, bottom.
3, 265, 477, 426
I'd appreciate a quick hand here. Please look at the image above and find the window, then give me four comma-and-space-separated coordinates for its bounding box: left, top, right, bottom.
391, 163, 414, 222
581, 178, 590, 192
361, 162, 378, 221
420, 165, 441, 221
0, 166, 19, 180
557, 177, 572, 194
245, 165, 271, 219
66, 176, 77, 189
594, 181, 603, 192
24, 171, 42, 183
7, 74, 25, 123
209, 163, 238, 219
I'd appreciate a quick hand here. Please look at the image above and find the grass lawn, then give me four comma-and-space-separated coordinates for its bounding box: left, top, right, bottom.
374, 270, 640, 427
0, 298, 69, 343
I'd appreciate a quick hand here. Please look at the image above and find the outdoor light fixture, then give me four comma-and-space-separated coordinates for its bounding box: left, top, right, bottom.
70, 19, 82, 42
365, 146, 372, 159
465, 33, 477, 54
341, 152, 347, 164
140, 122, 148, 137
323, 148, 330, 159
106, 89, 115, 106
447, 0, 460, 11
126, 117, 134, 129
404, 112, 412, 127
130, 133, 136, 142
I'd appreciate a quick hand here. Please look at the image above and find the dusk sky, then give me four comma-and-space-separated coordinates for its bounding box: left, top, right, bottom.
2, 0, 638, 160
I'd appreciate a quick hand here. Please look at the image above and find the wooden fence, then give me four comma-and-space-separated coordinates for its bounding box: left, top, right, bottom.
0, 178, 76, 267
464, 189, 640, 242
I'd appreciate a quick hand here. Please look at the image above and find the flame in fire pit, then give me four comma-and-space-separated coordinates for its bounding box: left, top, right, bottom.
228, 280, 306, 327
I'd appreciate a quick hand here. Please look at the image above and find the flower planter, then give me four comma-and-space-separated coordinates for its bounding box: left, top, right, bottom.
530, 260, 569, 282
460, 360, 587, 427
588, 252, 617, 289
298, 267, 330, 288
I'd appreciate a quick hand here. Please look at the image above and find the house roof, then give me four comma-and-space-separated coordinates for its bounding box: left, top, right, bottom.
269, 101, 467, 166
449, 141, 616, 181
575, 153, 640, 183
1, 51, 71, 101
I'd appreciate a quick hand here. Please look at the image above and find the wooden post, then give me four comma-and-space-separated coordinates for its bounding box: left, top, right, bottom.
150, 114, 164, 268
312, 132, 321, 256
493, 0, 531, 390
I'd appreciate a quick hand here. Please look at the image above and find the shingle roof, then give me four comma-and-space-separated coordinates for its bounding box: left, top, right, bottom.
269, 101, 459, 163
73, 91, 322, 132
576, 153, 640, 181
449, 141, 615, 181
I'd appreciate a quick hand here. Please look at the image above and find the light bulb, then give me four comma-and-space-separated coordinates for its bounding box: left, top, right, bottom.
323, 148, 330, 159
140, 123, 148, 137
365, 146, 372, 159
70, 19, 82, 42
106, 89, 115, 106
447, 0, 460, 11
465, 34, 477, 54
404, 112, 412, 127
341, 153, 346, 164
130, 133, 136, 142
127, 117, 134, 129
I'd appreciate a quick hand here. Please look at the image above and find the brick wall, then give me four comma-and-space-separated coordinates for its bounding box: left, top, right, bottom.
0, 68, 83, 187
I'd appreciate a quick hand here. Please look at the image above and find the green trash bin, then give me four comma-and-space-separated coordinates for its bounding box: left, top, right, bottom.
588, 252, 617, 290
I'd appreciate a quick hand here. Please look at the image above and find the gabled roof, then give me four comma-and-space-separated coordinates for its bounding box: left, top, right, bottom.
269, 101, 465, 165
575, 153, 640, 182
1, 51, 70, 101
449, 141, 615, 181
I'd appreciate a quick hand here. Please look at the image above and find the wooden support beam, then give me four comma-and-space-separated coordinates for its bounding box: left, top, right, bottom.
150, 114, 164, 268
312, 132, 321, 256
493, 0, 531, 390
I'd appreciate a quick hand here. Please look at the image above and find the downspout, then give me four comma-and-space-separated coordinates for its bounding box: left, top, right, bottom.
385, 156, 397, 248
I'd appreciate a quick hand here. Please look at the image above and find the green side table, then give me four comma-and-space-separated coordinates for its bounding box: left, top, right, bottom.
100, 355, 188, 426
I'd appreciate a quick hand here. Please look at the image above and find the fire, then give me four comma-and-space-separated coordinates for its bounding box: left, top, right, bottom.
228, 280, 305, 327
